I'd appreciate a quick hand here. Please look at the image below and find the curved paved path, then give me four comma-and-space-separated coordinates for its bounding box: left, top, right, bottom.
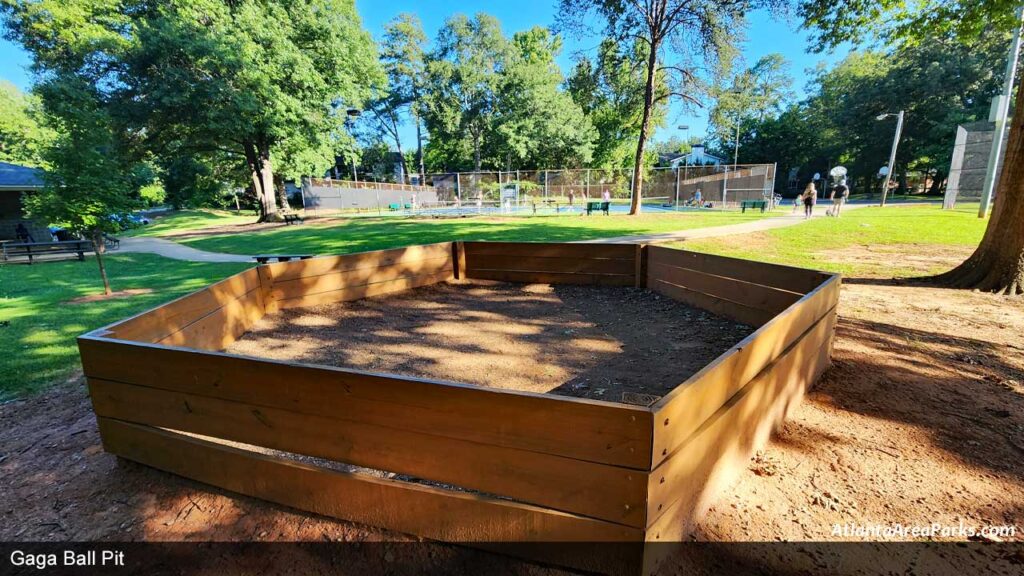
119, 237, 252, 263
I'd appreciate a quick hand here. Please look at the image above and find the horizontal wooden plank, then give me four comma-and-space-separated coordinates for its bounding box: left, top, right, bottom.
464, 241, 637, 260
275, 269, 453, 309
468, 269, 635, 286
467, 254, 637, 276
88, 379, 647, 526
97, 418, 643, 549
649, 274, 840, 468
265, 243, 455, 283
104, 268, 261, 342
157, 285, 264, 351
648, 261, 803, 315
648, 246, 829, 294
649, 278, 776, 327
645, 311, 835, 534
270, 255, 454, 301
77, 337, 652, 470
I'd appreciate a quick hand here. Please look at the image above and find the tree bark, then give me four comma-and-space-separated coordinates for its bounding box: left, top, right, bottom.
932, 78, 1024, 295
630, 35, 660, 216
243, 141, 279, 222
91, 231, 112, 296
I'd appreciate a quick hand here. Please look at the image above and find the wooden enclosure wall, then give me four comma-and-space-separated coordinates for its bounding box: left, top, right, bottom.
101, 267, 264, 351
462, 241, 641, 286
79, 241, 840, 575
260, 242, 456, 311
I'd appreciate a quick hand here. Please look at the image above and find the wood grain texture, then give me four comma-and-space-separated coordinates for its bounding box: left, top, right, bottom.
156, 286, 264, 351
468, 254, 636, 275
103, 268, 262, 343
77, 337, 653, 470
264, 243, 454, 282
275, 269, 454, 309
645, 310, 836, 536
649, 274, 840, 468
648, 278, 777, 327
269, 256, 454, 301
463, 241, 636, 259
647, 247, 829, 294
88, 377, 647, 526
96, 418, 644, 547
467, 269, 635, 286
648, 261, 803, 315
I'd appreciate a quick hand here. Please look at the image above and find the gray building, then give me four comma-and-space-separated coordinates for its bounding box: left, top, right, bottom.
0, 161, 50, 241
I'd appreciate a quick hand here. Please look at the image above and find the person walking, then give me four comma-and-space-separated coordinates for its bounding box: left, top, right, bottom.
829, 179, 849, 217
801, 182, 817, 219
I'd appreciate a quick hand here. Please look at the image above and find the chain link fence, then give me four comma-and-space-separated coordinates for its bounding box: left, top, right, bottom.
303, 164, 776, 217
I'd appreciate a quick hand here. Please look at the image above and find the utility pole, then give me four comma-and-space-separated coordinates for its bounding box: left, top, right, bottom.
979, 5, 1024, 218
878, 111, 904, 207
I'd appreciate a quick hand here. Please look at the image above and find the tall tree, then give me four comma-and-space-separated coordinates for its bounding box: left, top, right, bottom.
495, 27, 596, 168
567, 38, 665, 168
380, 13, 428, 182
25, 75, 146, 295
708, 53, 794, 159
2, 0, 383, 221
558, 0, 770, 214
0, 81, 53, 167
422, 13, 509, 171
799, 0, 1024, 295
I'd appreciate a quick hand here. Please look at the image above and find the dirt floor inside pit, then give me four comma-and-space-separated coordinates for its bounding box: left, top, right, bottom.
226, 281, 754, 403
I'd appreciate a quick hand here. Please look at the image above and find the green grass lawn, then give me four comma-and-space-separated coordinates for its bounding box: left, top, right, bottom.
124, 209, 259, 237
181, 210, 778, 255
679, 204, 986, 277
0, 254, 251, 400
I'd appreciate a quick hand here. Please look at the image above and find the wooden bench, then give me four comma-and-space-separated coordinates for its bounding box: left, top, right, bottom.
2, 240, 91, 264
283, 213, 304, 225
252, 254, 314, 264
741, 200, 768, 213
586, 201, 610, 216
104, 234, 120, 251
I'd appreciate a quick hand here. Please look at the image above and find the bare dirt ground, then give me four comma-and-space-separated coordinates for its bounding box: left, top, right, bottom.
227, 282, 752, 403
3, 248, 1024, 574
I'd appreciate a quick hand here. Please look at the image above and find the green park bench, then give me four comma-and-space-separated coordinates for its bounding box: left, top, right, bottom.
586, 201, 610, 216
388, 203, 401, 211
741, 200, 768, 213
2, 240, 91, 264
252, 254, 314, 264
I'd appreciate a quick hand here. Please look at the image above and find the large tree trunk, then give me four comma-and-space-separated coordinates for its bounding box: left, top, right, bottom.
629, 37, 660, 216
91, 231, 112, 296
932, 78, 1024, 295
244, 141, 279, 222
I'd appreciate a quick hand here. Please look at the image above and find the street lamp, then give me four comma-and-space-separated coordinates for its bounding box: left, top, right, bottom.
675, 125, 690, 208
345, 109, 361, 182
876, 111, 904, 207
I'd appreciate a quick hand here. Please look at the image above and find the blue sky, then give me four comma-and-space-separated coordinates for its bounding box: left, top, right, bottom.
0, 1, 852, 149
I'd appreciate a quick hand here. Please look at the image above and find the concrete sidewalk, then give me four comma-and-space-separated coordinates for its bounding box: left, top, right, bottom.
119, 237, 252, 263
583, 203, 867, 245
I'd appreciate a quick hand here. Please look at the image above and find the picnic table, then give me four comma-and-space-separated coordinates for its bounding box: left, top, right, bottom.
2, 240, 91, 264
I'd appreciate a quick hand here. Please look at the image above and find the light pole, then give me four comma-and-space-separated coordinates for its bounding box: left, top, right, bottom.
979, 5, 1024, 218
676, 124, 689, 207
346, 108, 361, 182
876, 111, 904, 207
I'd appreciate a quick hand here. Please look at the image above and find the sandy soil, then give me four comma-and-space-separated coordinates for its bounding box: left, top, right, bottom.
227, 282, 753, 403
3, 249, 1024, 574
